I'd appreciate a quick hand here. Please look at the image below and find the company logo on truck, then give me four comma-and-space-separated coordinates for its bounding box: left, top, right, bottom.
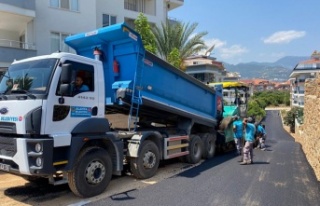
0, 107, 8, 114
0, 116, 22, 122
70, 106, 92, 118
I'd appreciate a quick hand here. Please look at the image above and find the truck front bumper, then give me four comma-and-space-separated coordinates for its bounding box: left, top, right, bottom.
0, 136, 54, 176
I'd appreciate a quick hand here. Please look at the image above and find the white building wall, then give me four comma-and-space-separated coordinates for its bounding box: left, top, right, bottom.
26, 20, 35, 49
96, 0, 122, 28
34, 0, 97, 55
0, 0, 175, 66
33, 0, 167, 56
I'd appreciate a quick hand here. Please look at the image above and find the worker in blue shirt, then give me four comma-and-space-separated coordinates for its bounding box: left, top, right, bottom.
256, 123, 266, 151
240, 118, 256, 165
73, 76, 89, 95
232, 116, 243, 156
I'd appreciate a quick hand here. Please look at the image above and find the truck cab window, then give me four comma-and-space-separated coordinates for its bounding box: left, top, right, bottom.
57, 60, 94, 97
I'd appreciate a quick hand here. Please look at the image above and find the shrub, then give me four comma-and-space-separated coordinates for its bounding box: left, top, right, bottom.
283, 107, 304, 133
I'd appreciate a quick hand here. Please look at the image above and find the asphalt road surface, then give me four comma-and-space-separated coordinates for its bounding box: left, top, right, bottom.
87, 110, 320, 206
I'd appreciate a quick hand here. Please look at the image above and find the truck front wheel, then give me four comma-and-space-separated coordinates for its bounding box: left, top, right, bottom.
130, 140, 160, 179
67, 147, 112, 197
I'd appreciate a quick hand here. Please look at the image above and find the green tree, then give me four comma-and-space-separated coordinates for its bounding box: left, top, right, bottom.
167, 48, 181, 68
152, 20, 208, 70
134, 13, 157, 54
251, 91, 289, 107
247, 90, 290, 121
247, 100, 266, 121
14, 74, 33, 90
283, 107, 303, 133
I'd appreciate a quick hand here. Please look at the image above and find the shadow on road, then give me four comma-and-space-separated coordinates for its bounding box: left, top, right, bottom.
4, 182, 70, 203
175, 151, 236, 178
110, 189, 137, 201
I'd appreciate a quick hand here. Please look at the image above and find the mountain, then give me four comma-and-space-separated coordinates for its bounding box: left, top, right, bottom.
223, 56, 309, 81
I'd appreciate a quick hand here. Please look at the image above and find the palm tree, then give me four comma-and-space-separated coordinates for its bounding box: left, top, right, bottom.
152, 20, 208, 69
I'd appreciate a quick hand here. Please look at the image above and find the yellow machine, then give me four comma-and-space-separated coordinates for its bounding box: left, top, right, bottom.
207, 81, 250, 152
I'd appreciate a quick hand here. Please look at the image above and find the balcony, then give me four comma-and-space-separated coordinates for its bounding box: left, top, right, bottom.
0, 39, 35, 50
124, 0, 156, 16
0, 46, 36, 63
0, 0, 35, 10
166, 0, 184, 11
124, 0, 184, 16
0, 0, 36, 64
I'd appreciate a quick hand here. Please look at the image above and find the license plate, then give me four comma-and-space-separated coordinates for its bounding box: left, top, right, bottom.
0, 163, 10, 172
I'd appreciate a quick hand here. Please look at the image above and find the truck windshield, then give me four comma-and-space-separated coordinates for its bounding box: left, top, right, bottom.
0, 58, 58, 95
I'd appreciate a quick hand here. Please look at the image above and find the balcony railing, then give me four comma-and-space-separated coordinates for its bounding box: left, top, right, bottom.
124, 2, 138, 12
0, 39, 36, 50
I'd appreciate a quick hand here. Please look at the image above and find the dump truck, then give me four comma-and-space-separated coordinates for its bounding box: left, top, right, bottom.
0, 23, 224, 197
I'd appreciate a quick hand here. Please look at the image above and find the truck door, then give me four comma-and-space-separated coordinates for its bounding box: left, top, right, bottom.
44, 60, 98, 143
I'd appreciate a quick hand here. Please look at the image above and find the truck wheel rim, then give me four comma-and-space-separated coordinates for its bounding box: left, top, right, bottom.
143, 151, 156, 169
85, 161, 106, 184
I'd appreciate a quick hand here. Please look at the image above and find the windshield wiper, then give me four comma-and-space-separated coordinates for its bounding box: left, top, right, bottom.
11, 89, 36, 99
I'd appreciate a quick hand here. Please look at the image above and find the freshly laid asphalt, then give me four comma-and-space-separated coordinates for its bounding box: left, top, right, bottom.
87, 110, 320, 206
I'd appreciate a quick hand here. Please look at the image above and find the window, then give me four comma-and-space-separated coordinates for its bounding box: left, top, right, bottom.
50, 0, 79, 11
57, 60, 94, 97
193, 73, 205, 82
1, 59, 57, 95
103, 14, 117, 27
50, 32, 73, 53
125, 0, 138, 11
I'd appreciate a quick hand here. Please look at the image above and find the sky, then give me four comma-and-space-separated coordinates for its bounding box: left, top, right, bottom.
169, 0, 320, 64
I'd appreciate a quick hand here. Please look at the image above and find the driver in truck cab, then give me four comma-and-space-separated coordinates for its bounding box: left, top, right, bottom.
73, 76, 89, 95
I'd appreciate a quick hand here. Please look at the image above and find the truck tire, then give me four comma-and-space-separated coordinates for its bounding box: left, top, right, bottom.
201, 133, 216, 159
67, 147, 112, 197
186, 135, 203, 164
130, 140, 160, 179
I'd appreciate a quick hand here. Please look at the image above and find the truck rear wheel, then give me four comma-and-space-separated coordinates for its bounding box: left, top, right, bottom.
186, 135, 203, 164
67, 147, 112, 197
130, 140, 160, 179
201, 133, 216, 159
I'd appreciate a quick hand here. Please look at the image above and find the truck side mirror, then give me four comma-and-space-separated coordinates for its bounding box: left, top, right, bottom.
59, 84, 71, 96
60, 63, 72, 83
58, 64, 73, 96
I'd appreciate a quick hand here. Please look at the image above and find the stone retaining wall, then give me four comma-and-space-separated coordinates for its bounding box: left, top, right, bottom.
299, 73, 320, 180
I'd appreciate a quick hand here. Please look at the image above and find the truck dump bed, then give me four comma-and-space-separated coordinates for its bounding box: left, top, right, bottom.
65, 23, 218, 127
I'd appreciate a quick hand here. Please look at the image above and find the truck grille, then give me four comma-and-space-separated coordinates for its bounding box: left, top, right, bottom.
0, 136, 17, 157
0, 122, 17, 133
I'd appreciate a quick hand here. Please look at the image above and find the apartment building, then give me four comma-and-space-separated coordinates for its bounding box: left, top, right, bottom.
184, 55, 226, 83
241, 79, 290, 96
0, 0, 184, 68
289, 51, 320, 108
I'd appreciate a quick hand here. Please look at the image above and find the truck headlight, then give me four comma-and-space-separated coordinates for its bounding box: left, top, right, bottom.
35, 143, 42, 153
36, 157, 43, 167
